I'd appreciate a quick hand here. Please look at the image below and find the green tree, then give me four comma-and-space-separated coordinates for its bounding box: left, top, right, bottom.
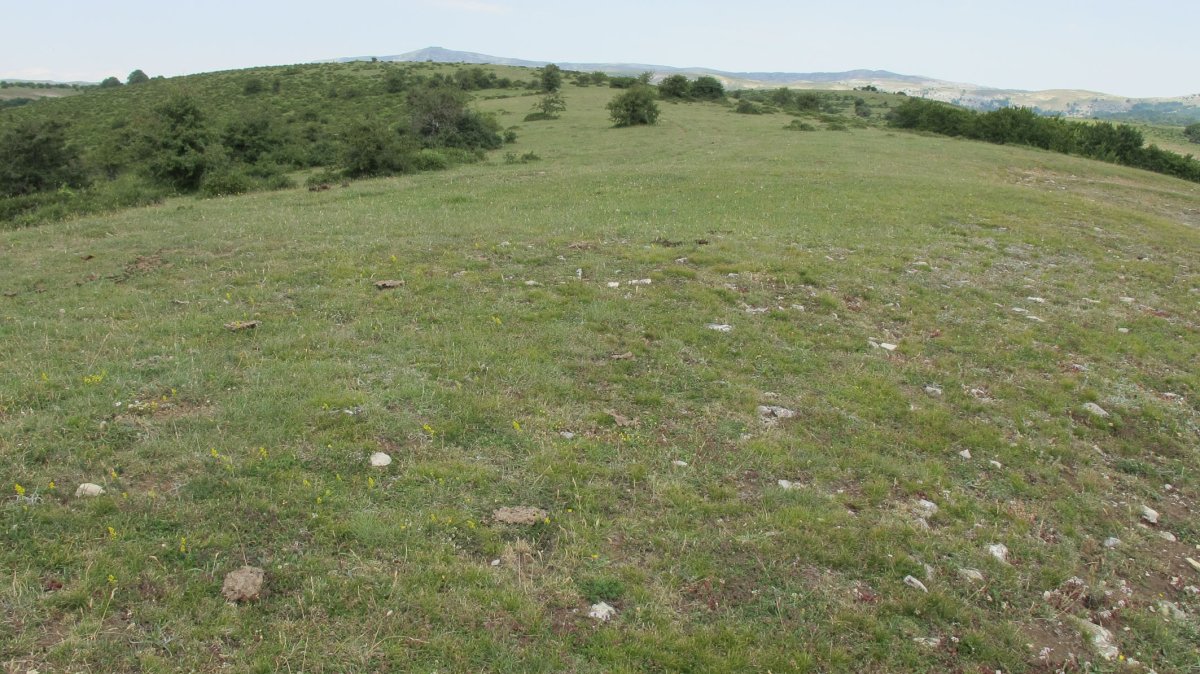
658, 74, 691, 100
532, 93, 566, 119
221, 115, 279, 164
406, 85, 501, 150
139, 94, 211, 191
539, 64, 563, 93
99, 76, 122, 88
127, 69, 150, 85
690, 76, 725, 101
339, 120, 416, 177
607, 86, 660, 127
1185, 123, 1200, 144
0, 120, 87, 197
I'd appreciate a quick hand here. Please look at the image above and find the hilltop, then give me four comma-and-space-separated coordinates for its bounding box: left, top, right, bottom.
2, 60, 1199, 673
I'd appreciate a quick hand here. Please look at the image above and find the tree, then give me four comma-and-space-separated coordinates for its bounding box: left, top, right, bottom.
1185, 123, 1200, 144
127, 69, 150, 85
658, 74, 691, 100
690, 76, 725, 101
531, 93, 566, 119
139, 94, 212, 191
406, 85, 501, 150
99, 76, 122, 88
339, 120, 416, 177
539, 64, 562, 93
0, 120, 87, 197
607, 86, 660, 127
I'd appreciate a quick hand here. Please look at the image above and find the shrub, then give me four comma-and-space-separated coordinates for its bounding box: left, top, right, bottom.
127, 69, 150, 85
734, 100, 763, 115
691, 76, 725, 101
138, 94, 212, 191
200, 169, 253, 197
0, 119, 88, 197
785, 120, 816, 131
338, 121, 416, 178
539, 64, 563, 93
1184, 123, 1200, 144
658, 74, 691, 100
607, 86, 660, 127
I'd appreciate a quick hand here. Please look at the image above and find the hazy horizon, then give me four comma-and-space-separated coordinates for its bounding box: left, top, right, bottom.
2, 0, 1197, 98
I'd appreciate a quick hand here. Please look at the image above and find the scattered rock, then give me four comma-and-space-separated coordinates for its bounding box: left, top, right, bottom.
988, 460, 1003, 469
912, 518, 930, 530
912, 637, 942, 648
958, 449, 972, 460
224, 320, 260, 332
1140, 505, 1159, 524
1117, 327, 1130, 334
74, 483, 105, 498
1185, 557, 1200, 573
672, 460, 689, 467
523, 280, 541, 287
1119, 297, 1135, 304
958, 568, 985, 583
369, 452, 392, 468
706, 323, 733, 332
1027, 297, 1046, 303
1157, 601, 1187, 621
629, 279, 652, 286
987, 544, 1009, 564
221, 566, 265, 602
1158, 531, 1177, 542
757, 405, 796, 419
588, 602, 617, 622
924, 385, 943, 396
606, 282, 620, 288
559, 431, 576, 440
903, 575, 929, 593
374, 280, 405, 290
675, 257, 688, 264
914, 500, 939, 518
493, 506, 548, 525
1082, 402, 1109, 418
610, 351, 635, 361
604, 409, 636, 427
1103, 537, 1122, 549
1075, 618, 1119, 661
777, 479, 801, 490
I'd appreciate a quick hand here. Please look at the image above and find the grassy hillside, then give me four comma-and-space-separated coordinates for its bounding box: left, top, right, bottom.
2, 79, 1199, 673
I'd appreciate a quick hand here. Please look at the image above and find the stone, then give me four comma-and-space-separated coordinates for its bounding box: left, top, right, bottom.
369, 452, 392, 467
912, 637, 942, 648
606, 282, 620, 288
958, 568, 985, 583
672, 460, 689, 467
958, 449, 972, 460
1117, 327, 1130, 334
757, 405, 796, 419
559, 431, 576, 440
987, 543, 1009, 564
924, 385, 943, 396
374, 280, 405, 290
1082, 402, 1109, 417
706, 323, 733, 332
1103, 537, 1121, 549
1158, 531, 1177, 543
903, 575, 928, 593
1075, 618, 1119, 661
588, 602, 616, 622
629, 279, 652, 286
1140, 505, 1159, 524
914, 499, 939, 518
1185, 557, 1200, 573
879, 343, 898, 351
777, 479, 800, 490
224, 320, 260, 332
75, 483, 105, 498
493, 506, 548, 525
221, 566, 265, 602
988, 460, 1003, 469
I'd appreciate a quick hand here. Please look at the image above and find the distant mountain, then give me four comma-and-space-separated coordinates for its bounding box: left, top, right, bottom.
332, 47, 1200, 122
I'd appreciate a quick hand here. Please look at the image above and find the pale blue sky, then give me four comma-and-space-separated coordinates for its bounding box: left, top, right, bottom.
1, 0, 1196, 97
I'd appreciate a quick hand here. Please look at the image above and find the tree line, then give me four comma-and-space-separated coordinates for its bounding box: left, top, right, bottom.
888, 98, 1200, 183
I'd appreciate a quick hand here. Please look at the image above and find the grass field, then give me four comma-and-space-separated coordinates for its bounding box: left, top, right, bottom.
2, 83, 1199, 672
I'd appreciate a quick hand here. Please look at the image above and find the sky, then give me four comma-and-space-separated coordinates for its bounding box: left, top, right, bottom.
1, 0, 1197, 98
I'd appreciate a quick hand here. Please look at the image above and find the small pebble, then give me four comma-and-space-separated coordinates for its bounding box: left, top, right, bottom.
1141, 505, 1159, 524
987, 543, 1009, 564
369, 452, 392, 468
1104, 537, 1121, 549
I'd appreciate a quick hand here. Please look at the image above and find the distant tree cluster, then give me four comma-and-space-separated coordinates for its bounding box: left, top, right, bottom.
889, 97, 1200, 183
1185, 123, 1200, 144
656, 74, 726, 101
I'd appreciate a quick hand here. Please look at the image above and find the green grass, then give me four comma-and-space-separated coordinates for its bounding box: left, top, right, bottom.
2, 83, 1199, 673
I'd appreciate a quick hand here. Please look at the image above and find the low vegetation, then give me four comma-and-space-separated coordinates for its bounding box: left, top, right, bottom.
2, 69, 1199, 672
